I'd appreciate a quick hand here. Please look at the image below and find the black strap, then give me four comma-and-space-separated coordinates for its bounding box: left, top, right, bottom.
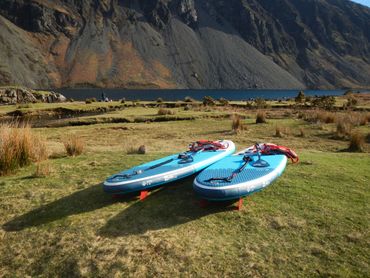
205, 156, 252, 183
147, 158, 176, 170
111, 157, 175, 180
112, 150, 202, 180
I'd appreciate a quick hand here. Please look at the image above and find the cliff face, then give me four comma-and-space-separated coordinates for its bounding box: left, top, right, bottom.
0, 0, 369, 89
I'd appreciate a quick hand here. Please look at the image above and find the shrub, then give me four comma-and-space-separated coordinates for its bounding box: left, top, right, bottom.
203, 96, 216, 106
156, 97, 163, 103
254, 98, 268, 109
184, 96, 196, 103
348, 131, 365, 152
295, 91, 305, 104
219, 98, 229, 106
310, 96, 336, 110
85, 97, 97, 104
256, 111, 267, 124
245, 101, 253, 109
0, 123, 47, 175
344, 96, 358, 109
63, 135, 84, 156
231, 114, 244, 132
184, 104, 192, 111
157, 108, 174, 115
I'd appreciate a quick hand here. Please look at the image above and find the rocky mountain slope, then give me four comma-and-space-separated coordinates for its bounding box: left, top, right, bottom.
0, 0, 369, 89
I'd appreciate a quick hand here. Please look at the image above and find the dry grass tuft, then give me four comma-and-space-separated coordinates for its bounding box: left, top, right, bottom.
275, 125, 291, 137
299, 128, 306, 137
275, 125, 284, 137
343, 112, 369, 127
256, 111, 267, 124
33, 161, 52, 178
63, 135, 84, 156
335, 121, 352, 139
359, 114, 368, 126
0, 123, 47, 175
231, 114, 244, 132
302, 111, 338, 124
157, 108, 175, 116
348, 131, 365, 152
126, 145, 146, 155
316, 111, 336, 123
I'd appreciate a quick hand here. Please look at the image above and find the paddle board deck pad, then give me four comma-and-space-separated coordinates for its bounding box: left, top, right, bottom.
193, 144, 290, 201
104, 140, 235, 195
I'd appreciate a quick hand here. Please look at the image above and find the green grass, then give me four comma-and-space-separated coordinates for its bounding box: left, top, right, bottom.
0, 106, 369, 276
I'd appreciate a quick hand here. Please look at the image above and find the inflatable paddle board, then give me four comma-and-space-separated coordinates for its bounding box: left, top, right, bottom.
193, 143, 298, 201
104, 140, 235, 195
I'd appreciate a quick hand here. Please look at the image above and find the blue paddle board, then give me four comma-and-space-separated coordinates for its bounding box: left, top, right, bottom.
193, 147, 287, 201
104, 140, 235, 195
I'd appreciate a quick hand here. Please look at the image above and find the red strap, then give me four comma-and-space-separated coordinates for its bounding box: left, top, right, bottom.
263, 143, 299, 163
189, 140, 227, 152
249, 143, 299, 163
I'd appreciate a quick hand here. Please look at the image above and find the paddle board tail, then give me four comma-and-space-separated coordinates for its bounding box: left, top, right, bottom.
193, 143, 298, 201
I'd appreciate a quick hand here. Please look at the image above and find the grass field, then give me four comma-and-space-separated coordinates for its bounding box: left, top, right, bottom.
0, 101, 369, 277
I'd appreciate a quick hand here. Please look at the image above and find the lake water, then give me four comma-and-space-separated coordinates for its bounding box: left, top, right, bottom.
55, 88, 346, 101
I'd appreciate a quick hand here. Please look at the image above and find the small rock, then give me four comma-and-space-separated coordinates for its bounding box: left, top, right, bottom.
138, 145, 146, 154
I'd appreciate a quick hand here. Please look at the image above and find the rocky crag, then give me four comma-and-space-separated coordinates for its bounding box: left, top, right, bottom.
0, 0, 369, 89
0, 87, 66, 104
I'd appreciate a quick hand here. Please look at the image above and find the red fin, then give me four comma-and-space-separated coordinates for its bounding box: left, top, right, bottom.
139, 190, 149, 201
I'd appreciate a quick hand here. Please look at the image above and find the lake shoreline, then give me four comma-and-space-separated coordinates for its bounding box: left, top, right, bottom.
54, 88, 352, 101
